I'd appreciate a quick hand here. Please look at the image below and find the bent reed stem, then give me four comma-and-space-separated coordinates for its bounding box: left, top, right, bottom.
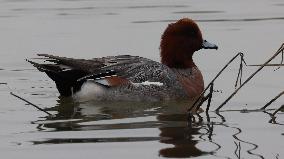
216, 43, 284, 111
188, 52, 245, 113
261, 90, 284, 110
10, 92, 52, 116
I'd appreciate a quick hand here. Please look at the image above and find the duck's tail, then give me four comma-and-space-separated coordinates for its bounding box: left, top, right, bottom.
27, 59, 88, 96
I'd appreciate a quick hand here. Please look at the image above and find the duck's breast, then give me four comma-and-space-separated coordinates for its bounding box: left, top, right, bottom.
173, 67, 204, 98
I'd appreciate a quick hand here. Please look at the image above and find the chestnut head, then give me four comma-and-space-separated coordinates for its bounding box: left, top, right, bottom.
160, 18, 217, 68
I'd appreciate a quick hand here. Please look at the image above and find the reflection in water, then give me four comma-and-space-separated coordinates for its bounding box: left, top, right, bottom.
32, 98, 211, 158
232, 127, 264, 159
31, 98, 273, 158
263, 110, 284, 126
157, 114, 208, 158
216, 112, 265, 159
33, 137, 160, 145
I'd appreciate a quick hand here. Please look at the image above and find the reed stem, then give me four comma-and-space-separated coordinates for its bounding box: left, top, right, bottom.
261, 90, 284, 110
216, 43, 284, 111
10, 92, 52, 116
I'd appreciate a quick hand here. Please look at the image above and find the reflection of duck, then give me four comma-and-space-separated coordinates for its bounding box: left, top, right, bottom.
28, 18, 217, 101
157, 104, 207, 158
158, 113, 207, 158
34, 99, 207, 158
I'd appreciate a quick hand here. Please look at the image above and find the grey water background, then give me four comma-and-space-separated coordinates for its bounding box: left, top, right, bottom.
0, 0, 283, 158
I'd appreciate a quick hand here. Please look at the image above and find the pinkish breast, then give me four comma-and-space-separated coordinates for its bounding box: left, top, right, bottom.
174, 67, 204, 99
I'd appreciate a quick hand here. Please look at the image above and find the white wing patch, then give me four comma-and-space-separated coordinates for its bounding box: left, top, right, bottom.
95, 78, 110, 86
132, 81, 164, 86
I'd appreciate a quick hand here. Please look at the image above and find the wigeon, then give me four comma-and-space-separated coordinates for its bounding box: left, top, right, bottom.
28, 18, 218, 101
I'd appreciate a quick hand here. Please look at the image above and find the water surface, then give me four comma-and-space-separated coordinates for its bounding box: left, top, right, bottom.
0, 0, 283, 158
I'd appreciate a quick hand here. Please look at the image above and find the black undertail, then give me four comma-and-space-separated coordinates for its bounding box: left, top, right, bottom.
28, 59, 88, 96
27, 59, 117, 96
45, 69, 87, 96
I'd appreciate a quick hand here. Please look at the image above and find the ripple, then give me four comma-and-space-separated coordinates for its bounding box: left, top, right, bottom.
40, 120, 162, 131
274, 3, 284, 6
132, 19, 174, 24
173, 10, 224, 14
104, 12, 118, 15
132, 17, 284, 23
12, 6, 97, 12
12, 5, 188, 13
10, 68, 34, 72
56, 12, 118, 16
197, 17, 284, 22
30, 93, 49, 96
0, 15, 15, 18
57, 13, 74, 16
32, 119, 82, 125
4, 0, 33, 2
125, 5, 188, 9
32, 136, 160, 145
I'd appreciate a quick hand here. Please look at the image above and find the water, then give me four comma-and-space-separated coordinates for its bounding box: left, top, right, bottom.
0, 0, 283, 158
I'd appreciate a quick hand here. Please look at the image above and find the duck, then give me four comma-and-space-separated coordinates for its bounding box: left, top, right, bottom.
28, 18, 218, 101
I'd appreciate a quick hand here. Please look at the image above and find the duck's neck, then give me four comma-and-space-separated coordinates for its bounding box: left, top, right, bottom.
161, 52, 195, 69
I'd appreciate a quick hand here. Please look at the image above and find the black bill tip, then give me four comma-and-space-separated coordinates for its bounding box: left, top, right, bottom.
202, 40, 218, 50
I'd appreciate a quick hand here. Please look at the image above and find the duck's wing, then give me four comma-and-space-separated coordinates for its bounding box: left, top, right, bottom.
28, 54, 174, 96
94, 55, 174, 83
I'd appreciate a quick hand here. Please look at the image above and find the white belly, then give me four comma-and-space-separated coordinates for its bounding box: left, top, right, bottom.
73, 81, 107, 102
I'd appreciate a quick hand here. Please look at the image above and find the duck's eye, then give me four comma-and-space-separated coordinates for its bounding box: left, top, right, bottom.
182, 30, 196, 37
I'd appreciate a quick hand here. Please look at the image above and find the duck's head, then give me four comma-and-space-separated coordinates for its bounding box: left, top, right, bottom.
160, 18, 218, 68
